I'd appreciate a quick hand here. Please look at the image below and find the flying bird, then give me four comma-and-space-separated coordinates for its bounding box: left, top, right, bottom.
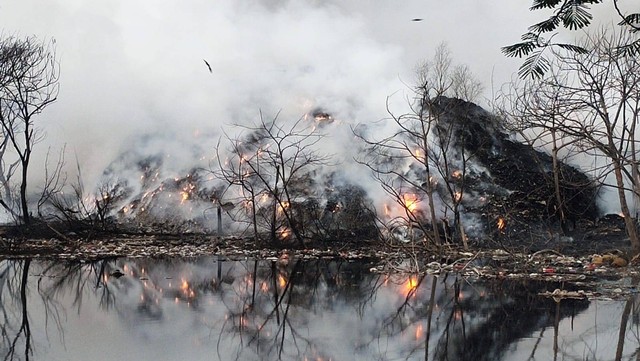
411, 18, 423, 22
203, 59, 212, 73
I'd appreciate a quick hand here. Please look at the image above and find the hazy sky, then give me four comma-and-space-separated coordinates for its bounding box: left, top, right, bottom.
0, 1, 620, 197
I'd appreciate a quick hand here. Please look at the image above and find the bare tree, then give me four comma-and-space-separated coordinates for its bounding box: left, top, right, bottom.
215, 112, 331, 247
0, 35, 59, 224
497, 78, 599, 236
503, 28, 640, 250
355, 43, 482, 249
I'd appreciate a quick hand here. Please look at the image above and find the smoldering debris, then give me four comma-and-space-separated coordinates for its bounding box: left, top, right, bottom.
31, 96, 624, 254
429, 97, 600, 247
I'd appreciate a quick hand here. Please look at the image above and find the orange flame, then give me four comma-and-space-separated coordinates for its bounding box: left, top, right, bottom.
402, 194, 418, 212
497, 217, 506, 232
277, 201, 290, 216
403, 275, 419, 296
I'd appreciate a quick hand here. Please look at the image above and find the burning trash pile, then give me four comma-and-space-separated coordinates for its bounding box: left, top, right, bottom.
430, 97, 601, 248
57, 96, 622, 253
92, 120, 379, 244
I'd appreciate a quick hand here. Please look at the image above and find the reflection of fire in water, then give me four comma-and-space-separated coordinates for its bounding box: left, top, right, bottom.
278, 274, 287, 288
180, 279, 196, 299
497, 217, 506, 232
402, 194, 419, 213
454, 309, 463, 320
415, 323, 423, 340
278, 227, 291, 240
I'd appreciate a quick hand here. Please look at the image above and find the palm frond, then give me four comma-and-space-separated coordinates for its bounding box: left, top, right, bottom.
529, 16, 561, 33
618, 13, 640, 32
555, 43, 589, 54
560, 3, 593, 30
615, 38, 640, 57
518, 51, 551, 79
530, 0, 562, 11
502, 41, 538, 58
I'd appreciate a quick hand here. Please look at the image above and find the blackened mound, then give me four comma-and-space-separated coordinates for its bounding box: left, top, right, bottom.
431, 96, 599, 241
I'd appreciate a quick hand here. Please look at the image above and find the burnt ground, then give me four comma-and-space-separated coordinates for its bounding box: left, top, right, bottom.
0, 211, 630, 259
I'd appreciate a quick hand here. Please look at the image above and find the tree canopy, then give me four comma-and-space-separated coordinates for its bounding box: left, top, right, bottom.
503, 0, 640, 78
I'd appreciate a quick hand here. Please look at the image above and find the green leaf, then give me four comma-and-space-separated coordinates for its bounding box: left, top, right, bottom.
501, 41, 538, 58
521, 32, 541, 41
530, 0, 561, 11
529, 16, 560, 33
560, 3, 593, 30
555, 43, 589, 54
615, 38, 640, 57
618, 13, 640, 27
518, 51, 550, 79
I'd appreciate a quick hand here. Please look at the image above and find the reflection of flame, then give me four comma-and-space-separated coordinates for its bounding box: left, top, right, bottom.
180, 279, 195, 298
415, 323, 423, 340
497, 217, 506, 232
278, 275, 287, 288
454, 310, 462, 320
402, 194, 418, 212
278, 227, 291, 240
383, 203, 391, 217
452, 170, 462, 179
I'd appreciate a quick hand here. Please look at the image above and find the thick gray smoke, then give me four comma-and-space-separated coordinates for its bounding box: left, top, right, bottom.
0, 1, 625, 226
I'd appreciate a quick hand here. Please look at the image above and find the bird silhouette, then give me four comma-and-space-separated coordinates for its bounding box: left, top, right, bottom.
411, 18, 423, 22
203, 59, 212, 73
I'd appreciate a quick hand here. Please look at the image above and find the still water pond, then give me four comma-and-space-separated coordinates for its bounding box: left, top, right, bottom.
0, 257, 638, 361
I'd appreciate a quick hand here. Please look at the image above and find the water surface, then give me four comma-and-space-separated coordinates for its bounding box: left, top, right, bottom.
0, 257, 638, 360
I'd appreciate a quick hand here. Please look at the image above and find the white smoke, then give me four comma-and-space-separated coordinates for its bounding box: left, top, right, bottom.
7, 0, 626, 226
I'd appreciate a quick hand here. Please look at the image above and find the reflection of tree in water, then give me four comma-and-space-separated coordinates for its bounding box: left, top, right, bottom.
217, 258, 380, 361
363, 274, 593, 361
4, 257, 639, 361
0, 259, 114, 361
0, 260, 31, 361
432, 279, 589, 361
38, 259, 115, 311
